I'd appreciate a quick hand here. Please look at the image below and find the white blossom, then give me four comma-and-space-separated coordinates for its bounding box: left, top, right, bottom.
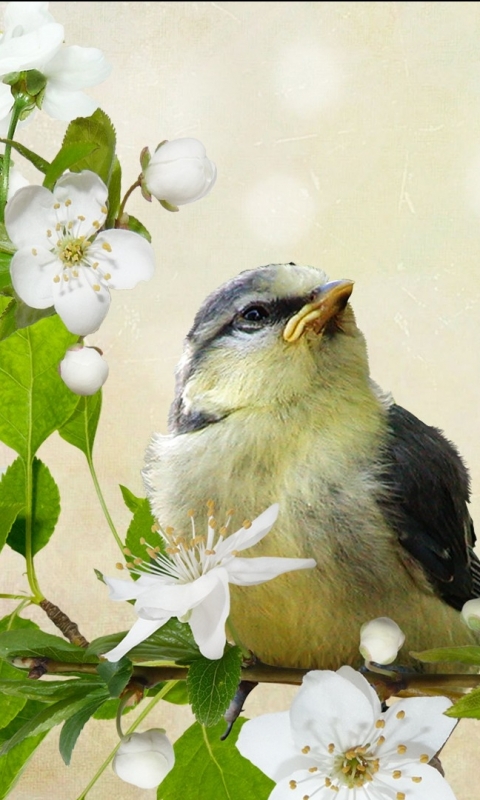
103, 503, 316, 662
359, 617, 406, 665
5, 170, 155, 336
59, 345, 109, 395
112, 729, 175, 789
143, 137, 217, 208
237, 666, 458, 800
461, 598, 480, 631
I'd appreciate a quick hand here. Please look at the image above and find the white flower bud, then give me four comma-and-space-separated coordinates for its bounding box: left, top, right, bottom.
359, 617, 405, 665
461, 598, 480, 631
143, 137, 217, 207
59, 345, 109, 396
112, 729, 175, 789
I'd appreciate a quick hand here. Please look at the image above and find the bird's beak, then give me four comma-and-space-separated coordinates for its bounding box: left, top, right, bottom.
283, 279, 354, 343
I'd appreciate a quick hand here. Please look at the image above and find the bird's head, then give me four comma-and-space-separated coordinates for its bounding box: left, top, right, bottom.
169, 263, 370, 433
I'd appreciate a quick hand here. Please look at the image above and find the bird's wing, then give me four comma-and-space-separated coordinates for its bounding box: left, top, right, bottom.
377, 403, 480, 610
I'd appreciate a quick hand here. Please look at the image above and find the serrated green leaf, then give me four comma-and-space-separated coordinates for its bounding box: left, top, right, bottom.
125, 498, 164, 579
0, 252, 12, 292
0, 687, 108, 755
87, 618, 200, 664
119, 484, 144, 513
59, 690, 110, 765
0, 314, 78, 457
0, 138, 50, 174
0, 500, 22, 554
0, 629, 98, 664
43, 142, 99, 191
58, 392, 102, 458
411, 646, 480, 665
187, 648, 242, 727
0, 296, 57, 342
158, 719, 274, 800
163, 680, 189, 705
0, 614, 38, 730
445, 688, 480, 718
3, 456, 60, 556
96, 657, 133, 698
106, 155, 121, 227
61, 109, 116, 185
0, 700, 47, 800
122, 214, 152, 242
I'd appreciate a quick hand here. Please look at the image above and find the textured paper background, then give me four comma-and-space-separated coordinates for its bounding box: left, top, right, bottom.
1, 2, 480, 797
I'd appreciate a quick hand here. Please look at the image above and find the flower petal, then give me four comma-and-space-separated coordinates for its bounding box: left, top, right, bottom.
53, 170, 108, 231
236, 712, 316, 783
103, 617, 170, 663
90, 230, 156, 289
41, 85, 100, 122
9, 246, 58, 308
188, 568, 230, 659
216, 503, 280, 557
42, 45, 112, 89
0, 22, 63, 73
136, 570, 220, 617
289, 670, 378, 753
5, 185, 56, 249
335, 665, 381, 713
226, 556, 316, 586
4, 2, 55, 33
52, 270, 111, 336
380, 696, 457, 764
103, 575, 149, 602
376, 760, 458, 800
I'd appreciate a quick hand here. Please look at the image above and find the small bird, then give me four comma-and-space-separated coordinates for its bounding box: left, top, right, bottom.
142, 263, 480, 671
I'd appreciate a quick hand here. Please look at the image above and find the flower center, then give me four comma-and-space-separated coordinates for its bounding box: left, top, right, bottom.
57, 235, 91, 266
333, 745, 379, 788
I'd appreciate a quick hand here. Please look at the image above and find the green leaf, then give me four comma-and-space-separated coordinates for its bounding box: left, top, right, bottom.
0, 700, 48, 799
0, 687, 109, 755
106, 155, 122, 227
58, 392, 102, 457
0, 499, 22, 555
96, 657, 133, 698
125, 498, 164, 576
87, 618, 200, 664
0, 677, 101, 702
59, 690, 109, 765
0, 314, 78, 457
445, 688, 480, 719
0, 297, 16, 342
119, 484, 144, 513
158, 719, 274, 800
411, 646, 480, 665
0, 138, 50, 174
163, 680, 189, 705
122, 214, 152, 242
0, 629, 98, 664
0, 614, 38, 730
92, 697, 135, 720
42, 142, 100, 191
0, 252, 12, 292
187, 648, 242, 727
3, 456, 60, 556
0, 296, 57, 342
61, 109, 116, 185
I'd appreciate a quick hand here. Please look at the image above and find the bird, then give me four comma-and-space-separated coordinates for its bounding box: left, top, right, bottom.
142, 262, 480, 672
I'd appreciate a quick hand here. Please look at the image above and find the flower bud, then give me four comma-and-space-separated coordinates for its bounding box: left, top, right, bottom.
359, 617, 405, 665
143, 137, 217, 208
112, 729, 175, 789
59, 345, 109, 395
461, 598, 480, 631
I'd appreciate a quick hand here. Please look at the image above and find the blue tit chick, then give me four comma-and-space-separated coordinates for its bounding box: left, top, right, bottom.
142, 262, 480, 671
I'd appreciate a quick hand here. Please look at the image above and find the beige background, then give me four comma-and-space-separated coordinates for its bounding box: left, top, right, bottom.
1, 1, 480, 797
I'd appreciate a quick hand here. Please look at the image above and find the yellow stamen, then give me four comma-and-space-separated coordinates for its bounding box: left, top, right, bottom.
392, 770, 401, 779
102, 241, 112, 252
65, 199, 72, 206
53, 202, 60, 209
302, 745, 310, 754
243, 519, 252, 529
397, 745, 407, 754
115, 563, 124, 570
419, 754, 429, 763
53, 275, 60, 283
396, 710, 405, 719
375, 720, 385, 729
31, 248, 37, 255
412, 776, 422, 783
93, 284, 101, 291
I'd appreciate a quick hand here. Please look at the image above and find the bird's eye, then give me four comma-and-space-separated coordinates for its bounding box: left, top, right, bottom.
241, 305, 270, 322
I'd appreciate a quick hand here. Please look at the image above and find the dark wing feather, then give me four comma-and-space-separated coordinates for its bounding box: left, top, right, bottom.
377, 403, 480, 610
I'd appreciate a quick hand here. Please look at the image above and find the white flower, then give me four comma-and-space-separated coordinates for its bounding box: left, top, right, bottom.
0, 2, 111, 129
59, 345, 109, 395
143, 137, 217, 208
7, 165, 29, 200
461, 598, 480, 631
112, 729, 175, 789
359, 617, 405, 665
103, 503, 316, 662
237, 666, 458, 800
5, 170, 156, 336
